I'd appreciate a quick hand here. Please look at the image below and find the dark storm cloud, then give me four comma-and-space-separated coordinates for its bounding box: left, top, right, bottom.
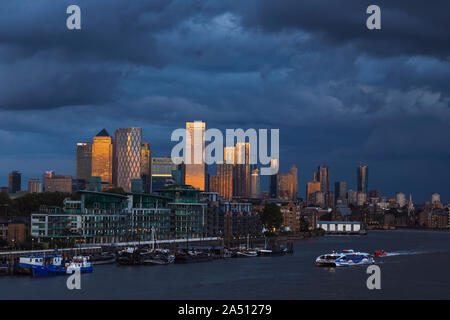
0, 1, 449, 202
238, 0, 450, 58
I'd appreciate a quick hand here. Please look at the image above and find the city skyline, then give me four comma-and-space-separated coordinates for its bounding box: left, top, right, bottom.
0, 1, 449, 202
0, 123, 446, 204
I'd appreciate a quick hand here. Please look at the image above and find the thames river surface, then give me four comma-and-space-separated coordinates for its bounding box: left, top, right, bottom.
1, 229, 449, 300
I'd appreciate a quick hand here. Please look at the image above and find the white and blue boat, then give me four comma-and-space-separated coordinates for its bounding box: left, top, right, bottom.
31, 256, 93, 276
16, 254, 63, 275
315, 249, 374, 267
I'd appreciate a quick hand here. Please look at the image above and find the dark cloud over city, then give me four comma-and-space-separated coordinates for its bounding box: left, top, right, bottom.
0, 0, 449, 202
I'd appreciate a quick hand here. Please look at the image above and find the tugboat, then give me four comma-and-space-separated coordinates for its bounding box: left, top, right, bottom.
315, 249, 374, 267
374, 250, 387, 257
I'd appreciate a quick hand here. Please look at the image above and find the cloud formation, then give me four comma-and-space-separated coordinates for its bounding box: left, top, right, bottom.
0, 0, 449, 202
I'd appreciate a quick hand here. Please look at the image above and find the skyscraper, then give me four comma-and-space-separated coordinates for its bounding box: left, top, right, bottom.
306, 173, 321, 205
334, 181, 346, 204
269, 158, 279, 199
233, 142, 251, 198
277, 164, 298, 201
114, 127, 142, 193
8, 171, 21, 194
141, 142, 152, 193
357, 165, 369, 193
91, 129, 113, 186
208, 175, 219, 193
250, 168, 260, 199
185, 121, 206, 190
76, 142, 92, 183
217, 147, 233, 200
317, 165, 330, 194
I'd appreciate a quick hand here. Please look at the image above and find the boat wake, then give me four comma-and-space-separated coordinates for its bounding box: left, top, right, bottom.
385, 250, 428, 257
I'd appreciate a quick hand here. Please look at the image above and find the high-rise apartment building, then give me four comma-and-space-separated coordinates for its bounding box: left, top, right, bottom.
233, 142, 251, 198
185, 121, 206, 190
269, 158, 279, 199
76, 142, 92, 183
357, 165, 369, 193
91, 129, 113, 186
8, 171, 21, 194
250, 168, 260, 199
28, 179, 41, 193
114, 128, 142, 193
217, 147, 234, 200
277, 164, 298, 201
306, 173, 321, 205
141, 142, 152, 193
208, 175, 219, 193
334, 181, 346, 204
317, 165, 330, 194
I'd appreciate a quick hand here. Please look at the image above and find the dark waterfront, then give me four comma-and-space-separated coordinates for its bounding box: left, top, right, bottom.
1, 229, 449, 300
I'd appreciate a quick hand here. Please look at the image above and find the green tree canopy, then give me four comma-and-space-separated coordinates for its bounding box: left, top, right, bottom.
261, 203, 283, 230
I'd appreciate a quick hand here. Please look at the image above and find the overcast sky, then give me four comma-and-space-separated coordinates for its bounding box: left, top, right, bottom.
0, 0, 449, 202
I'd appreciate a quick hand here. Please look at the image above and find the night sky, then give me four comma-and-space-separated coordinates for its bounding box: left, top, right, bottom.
0, 0, 449, 203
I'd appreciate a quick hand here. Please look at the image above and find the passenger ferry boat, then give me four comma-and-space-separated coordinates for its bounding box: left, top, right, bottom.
315, 249, 374, 267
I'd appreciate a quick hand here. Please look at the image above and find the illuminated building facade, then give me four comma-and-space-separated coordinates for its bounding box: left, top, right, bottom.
42, 171, 72, 193
277, 164, 298, 201
250, 168, 260, 198
306, 173, 321, 205
114, 127, 142, 193
91, 129, 113, 186
357, 165, 369, 193
233, 142, 250, 198
140, 142, 152, 193
317, 165, 330, 194
217, 147, 234, 200
185, 121, 206, 190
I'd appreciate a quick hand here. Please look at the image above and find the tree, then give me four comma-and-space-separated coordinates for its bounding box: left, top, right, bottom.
260, 203, 283, 230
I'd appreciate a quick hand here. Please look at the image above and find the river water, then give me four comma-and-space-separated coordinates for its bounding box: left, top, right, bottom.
1, 229, 449, 299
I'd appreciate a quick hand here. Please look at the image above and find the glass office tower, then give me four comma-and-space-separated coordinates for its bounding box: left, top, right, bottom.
114, 127, 142, 193
91, 129, 113, 186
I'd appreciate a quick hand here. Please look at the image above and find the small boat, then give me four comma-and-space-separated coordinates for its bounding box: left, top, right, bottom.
65, 256, 93, 274
234, 249, 258, 258
374, 250, 387, 257
315, 249, 374, 267
143, 253, 175, 266
116, 247, 145, 265
90, 252, 116, 265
